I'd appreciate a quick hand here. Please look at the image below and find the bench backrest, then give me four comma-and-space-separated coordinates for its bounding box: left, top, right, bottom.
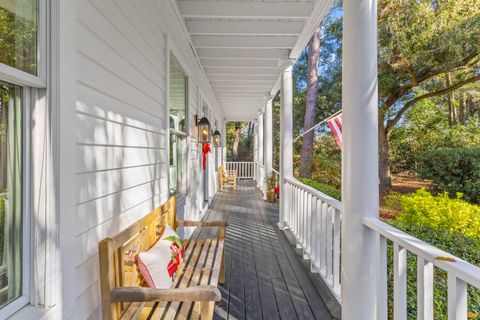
99, 196, 177, 319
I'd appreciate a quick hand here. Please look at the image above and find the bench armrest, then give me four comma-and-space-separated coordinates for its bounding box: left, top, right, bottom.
111, 285, 221, 302
177, 220, 228, 228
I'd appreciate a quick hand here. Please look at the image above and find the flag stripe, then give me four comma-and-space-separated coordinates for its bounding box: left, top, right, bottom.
327, 114, 343, 150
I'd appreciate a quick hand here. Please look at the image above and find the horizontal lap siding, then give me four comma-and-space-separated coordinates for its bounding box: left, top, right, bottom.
73, 1, 169, 319
67, 1, 225, 318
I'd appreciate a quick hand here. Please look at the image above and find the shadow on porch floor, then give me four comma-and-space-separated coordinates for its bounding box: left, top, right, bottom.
192, 181, 341, 320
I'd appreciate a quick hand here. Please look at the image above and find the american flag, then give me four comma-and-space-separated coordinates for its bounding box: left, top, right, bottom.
327, 114, 343, 150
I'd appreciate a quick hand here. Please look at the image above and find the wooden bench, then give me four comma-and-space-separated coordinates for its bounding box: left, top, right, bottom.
99, 196, 227, 320
218, 165, 237, 191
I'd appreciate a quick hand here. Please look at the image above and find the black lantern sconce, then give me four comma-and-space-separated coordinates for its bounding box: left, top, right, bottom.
212, 129, 221, 147
195, 115, 211, 144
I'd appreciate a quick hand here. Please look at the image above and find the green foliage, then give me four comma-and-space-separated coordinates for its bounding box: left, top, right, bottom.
386, 189, 480, 238
0, 7, 38, 74
264, 172, 277, 190
378, 0, 480, 102
297, 177, 341, 200
389, 101, 480, 174
310, 135, 341, 187
225, 121, 254, 161
386, 220, 480, 319
418, 148, 480, 203
385, 189, 480, 318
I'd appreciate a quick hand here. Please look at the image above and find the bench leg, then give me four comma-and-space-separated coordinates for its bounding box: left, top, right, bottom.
200, 301, 214, 319
219, 249, 225, 284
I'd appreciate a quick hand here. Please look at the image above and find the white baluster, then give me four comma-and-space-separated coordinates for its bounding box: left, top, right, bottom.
315, 198, 322, 271
320, 201, 327, 275
417, 258, 433, 320
310, 196, 318, 271
393, 244, 407, 320
376, 234, 388, 320
333, 209, 341, 294
326, 206, 333, 285
448, 274, 467, 320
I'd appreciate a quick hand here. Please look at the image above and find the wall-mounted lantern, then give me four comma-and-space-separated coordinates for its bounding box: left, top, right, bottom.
195, 115, 211, 144
212, 129, 221, 147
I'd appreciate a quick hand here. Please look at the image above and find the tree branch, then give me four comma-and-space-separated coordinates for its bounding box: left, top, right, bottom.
380, 52, 479, 115
386, 74, 480, 132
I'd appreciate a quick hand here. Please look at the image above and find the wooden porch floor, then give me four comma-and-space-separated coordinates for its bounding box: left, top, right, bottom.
192, 181, 337, 320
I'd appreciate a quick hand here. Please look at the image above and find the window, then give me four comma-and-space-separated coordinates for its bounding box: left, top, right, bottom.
169, 55, 187, 196
0, 81, 22, 309
0, 1, 38, 75
169, 134, 186, 195
169, 56, 186, 132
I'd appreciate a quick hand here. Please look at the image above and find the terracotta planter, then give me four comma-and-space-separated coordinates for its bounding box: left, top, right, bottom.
266, 190, 276, 203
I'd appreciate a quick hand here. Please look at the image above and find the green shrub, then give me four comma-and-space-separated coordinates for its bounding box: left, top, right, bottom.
386, 220, 480, 319
385, 190, 480, 318
418, 148, 480, 203
297, 177, 341, 200
386, 189, 480, 237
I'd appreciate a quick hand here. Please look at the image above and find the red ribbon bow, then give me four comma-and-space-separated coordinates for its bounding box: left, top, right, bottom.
202, 143, 211, 170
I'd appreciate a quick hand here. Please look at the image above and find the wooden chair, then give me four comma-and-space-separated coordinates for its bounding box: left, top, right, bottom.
218, 165, 237, 191
99, 197, 227, 320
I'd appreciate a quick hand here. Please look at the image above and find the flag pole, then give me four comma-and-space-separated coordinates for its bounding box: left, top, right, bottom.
294, 109, 342, 142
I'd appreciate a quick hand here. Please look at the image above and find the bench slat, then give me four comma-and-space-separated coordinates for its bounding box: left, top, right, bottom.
190, 240, 219, 320
210, 239, 225, 285
148, 241, 206, 319
175, 240, 213, 318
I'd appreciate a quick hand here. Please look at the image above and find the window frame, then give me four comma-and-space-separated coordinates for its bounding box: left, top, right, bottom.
167, 51, 189, 198
0, 0, 48, 318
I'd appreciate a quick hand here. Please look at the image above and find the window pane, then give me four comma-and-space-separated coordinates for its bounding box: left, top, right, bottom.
169, 134, 186, 196
0, 0, 38, 75
0, 81, 22, 309
169, 56, 186, 133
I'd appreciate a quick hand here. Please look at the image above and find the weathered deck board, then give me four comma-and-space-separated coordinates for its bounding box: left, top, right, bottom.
191, 181, 334, 320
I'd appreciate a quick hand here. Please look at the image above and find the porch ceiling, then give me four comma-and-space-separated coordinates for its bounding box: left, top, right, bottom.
176, 0, 332, 121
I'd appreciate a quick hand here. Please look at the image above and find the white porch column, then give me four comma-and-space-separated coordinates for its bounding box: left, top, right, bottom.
264, 100, 273, 175
279, 65, 293, 228
257, 112, 264, 188
253, 120, 259, 180
264, 99, 273, 198
341, 0, 379, 318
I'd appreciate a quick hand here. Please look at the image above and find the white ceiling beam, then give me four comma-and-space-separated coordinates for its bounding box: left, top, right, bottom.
289, 0, 334, 59
217, 100, 265, 104
201, 58, 280, 68
186, 20, 305, 36
207, 74, 278, 81
204, 67, 280, 75
192, 35, 297, 49
210, 81, 274, 87
213, 86, 270, 92
212, 85, 272, 91
177, 1, 314, 19
214, 91, 268, 95
196, 48, 290, 60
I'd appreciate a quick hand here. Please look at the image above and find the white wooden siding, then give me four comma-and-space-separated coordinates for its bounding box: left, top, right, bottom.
62, 1, 224, 319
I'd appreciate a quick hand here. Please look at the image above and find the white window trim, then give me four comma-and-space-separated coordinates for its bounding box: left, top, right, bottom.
0, 0, 59, 318
167, 38, 190, 198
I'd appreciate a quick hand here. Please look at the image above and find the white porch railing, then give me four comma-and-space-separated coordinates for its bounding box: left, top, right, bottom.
364, 217, 480, 320
226, 161, 257, 179
283, 177, 342, 300
281, 178, 480, 317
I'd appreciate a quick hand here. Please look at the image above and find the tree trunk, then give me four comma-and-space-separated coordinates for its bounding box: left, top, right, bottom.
446, 73, 456, 126
378, 117, 392, 191
299, 27, 321, 179
459, 91, 466, 124
233, 124, 240, 161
